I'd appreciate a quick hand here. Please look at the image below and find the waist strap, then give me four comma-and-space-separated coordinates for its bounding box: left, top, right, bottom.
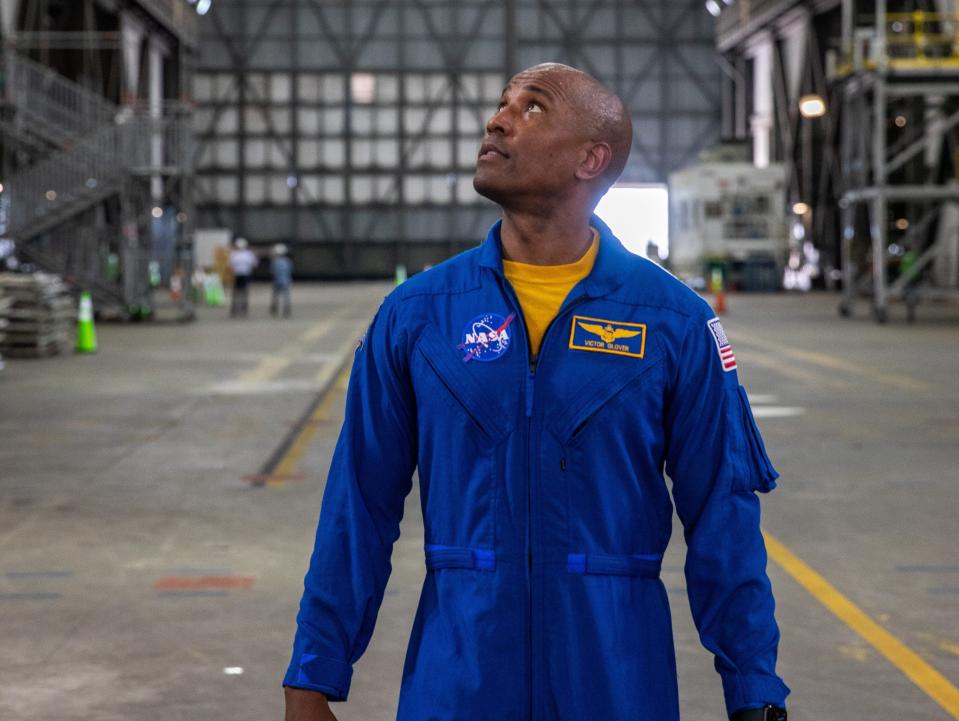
424, 544, 496, 571
566, 552, 662, 578
423, 546, 662, 578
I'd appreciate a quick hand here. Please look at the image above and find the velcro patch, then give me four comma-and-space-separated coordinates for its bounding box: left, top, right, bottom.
707, 317, 737, 371
568, 315, 646, 358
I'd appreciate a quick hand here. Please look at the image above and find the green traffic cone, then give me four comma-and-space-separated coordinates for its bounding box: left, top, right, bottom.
211, 274, 225, 306
76, 291, 98, 353
148, 260, 161, 287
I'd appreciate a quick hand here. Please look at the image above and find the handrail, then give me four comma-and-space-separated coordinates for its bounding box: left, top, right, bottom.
4, 110, 193, 240
0, 50, 118, 146
884, 11, 959, 60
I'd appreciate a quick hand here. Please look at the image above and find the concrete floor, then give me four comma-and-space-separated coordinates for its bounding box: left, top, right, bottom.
0, 283, 957, 721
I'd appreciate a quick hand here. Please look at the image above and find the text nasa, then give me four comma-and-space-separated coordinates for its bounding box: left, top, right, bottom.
464, 327, 510, 345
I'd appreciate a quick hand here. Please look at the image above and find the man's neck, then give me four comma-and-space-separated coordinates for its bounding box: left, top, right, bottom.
499, 206, 594, 266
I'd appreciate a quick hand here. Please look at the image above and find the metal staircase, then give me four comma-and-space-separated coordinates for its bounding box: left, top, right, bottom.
0, 50, 118, 153
4, 110, 191, 241
0, 50, 193, 316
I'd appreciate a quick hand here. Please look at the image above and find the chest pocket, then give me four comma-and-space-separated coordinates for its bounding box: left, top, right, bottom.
550, 356, 664, 445
413, 324, 513, 551
415, 324, 513, 443
549, 354, 670, 557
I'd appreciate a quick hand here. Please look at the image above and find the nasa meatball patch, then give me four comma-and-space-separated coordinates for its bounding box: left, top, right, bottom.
458, 312, 515, 363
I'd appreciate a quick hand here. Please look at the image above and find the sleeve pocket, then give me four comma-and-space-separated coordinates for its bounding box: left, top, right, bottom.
733, 384, 780, 493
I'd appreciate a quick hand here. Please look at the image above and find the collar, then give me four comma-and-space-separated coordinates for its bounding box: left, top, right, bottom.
478, 214, 632, 297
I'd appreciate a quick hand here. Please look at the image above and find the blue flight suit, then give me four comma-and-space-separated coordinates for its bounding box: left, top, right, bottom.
284, 216, 790, 720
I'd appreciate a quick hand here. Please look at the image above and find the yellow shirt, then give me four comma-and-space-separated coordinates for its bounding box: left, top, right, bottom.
503, 230, 599, 357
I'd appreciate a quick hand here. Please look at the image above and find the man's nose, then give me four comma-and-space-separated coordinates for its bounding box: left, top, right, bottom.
485, 107, 511, 135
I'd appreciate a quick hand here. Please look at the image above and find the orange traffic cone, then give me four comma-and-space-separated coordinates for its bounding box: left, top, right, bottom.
714, 289, 727, 315
710, 267, 727, 315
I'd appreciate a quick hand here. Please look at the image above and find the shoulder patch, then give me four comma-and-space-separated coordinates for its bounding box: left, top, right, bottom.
707, 317, 737, 371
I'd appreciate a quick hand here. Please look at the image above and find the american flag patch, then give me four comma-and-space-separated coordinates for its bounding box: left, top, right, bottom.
707, 318, 737, 372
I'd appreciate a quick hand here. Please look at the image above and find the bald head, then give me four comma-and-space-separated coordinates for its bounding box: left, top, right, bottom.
514, 63, 633, 187
474, 62, 634, 211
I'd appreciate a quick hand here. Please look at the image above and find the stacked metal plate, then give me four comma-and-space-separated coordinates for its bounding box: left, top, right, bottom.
0, 273, 74, 357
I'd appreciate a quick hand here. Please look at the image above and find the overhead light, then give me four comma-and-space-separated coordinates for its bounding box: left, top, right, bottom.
792, 201, 810, 215
895, 218, 909, 230
895, 115, 907, 128
45, 190, 57, 201
196, 0, 212, 16
799, 94, 827, 118
151, 206, 163, 219
705, 0, 722, 16
0, 182, 4, 193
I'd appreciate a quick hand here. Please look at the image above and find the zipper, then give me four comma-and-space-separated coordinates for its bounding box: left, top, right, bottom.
498, 272, 591, 721
521, 291, 590, 721
495, 275, 536, 721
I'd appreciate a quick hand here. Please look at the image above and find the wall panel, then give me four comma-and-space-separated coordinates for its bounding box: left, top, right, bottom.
194, 0, 721, 277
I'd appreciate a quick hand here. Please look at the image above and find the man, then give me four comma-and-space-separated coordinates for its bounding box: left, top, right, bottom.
270, 243, 293, 318
228, 237, 257, 317
284, 63, 789, 721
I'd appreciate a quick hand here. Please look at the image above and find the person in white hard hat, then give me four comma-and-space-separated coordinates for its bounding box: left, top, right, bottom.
228, 237, 258, 317
270, 243, 293, 318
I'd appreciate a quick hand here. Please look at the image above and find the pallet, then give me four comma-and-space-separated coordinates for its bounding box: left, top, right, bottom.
0, 272, 75, 358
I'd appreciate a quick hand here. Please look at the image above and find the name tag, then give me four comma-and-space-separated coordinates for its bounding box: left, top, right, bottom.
568, 315, 646, 358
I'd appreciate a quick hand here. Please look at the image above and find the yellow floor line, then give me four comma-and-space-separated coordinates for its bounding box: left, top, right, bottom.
942, 642, 959, 659
764, 532, 959, 718
735, 331, 928, 392
238, 306, 353, 384
269, 363, 353, 485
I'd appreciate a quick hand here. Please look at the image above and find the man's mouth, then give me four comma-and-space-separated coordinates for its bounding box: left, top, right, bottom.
478, 142, 509, 161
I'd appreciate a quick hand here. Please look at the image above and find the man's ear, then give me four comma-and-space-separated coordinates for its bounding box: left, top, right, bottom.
575, 142, 613, 182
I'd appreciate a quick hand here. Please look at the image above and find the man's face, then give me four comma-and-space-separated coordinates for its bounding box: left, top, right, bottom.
473, 68, 589, 205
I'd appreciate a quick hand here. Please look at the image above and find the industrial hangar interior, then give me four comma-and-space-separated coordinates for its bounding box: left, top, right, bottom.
0, 1, 957, 720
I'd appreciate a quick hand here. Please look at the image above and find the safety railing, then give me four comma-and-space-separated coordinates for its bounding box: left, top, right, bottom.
0, 49, 118, 148
834, 11, 959, 76
4, 109, 193, 240
885, 11, 959, 61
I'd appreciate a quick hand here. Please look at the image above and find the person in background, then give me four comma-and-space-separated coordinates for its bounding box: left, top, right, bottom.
270, 244, 293, 318
228, 237, 258, 317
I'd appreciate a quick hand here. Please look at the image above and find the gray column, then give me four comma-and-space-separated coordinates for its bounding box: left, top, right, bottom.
149, 38, 167, 200
0, 0, 21, 40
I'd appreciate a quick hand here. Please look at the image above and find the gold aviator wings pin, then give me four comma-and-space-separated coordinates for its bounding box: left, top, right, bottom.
578, 321, 642, 344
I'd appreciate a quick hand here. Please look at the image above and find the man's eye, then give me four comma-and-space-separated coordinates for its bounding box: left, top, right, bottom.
496, 101, 507, 111
526, 102, 543, 113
